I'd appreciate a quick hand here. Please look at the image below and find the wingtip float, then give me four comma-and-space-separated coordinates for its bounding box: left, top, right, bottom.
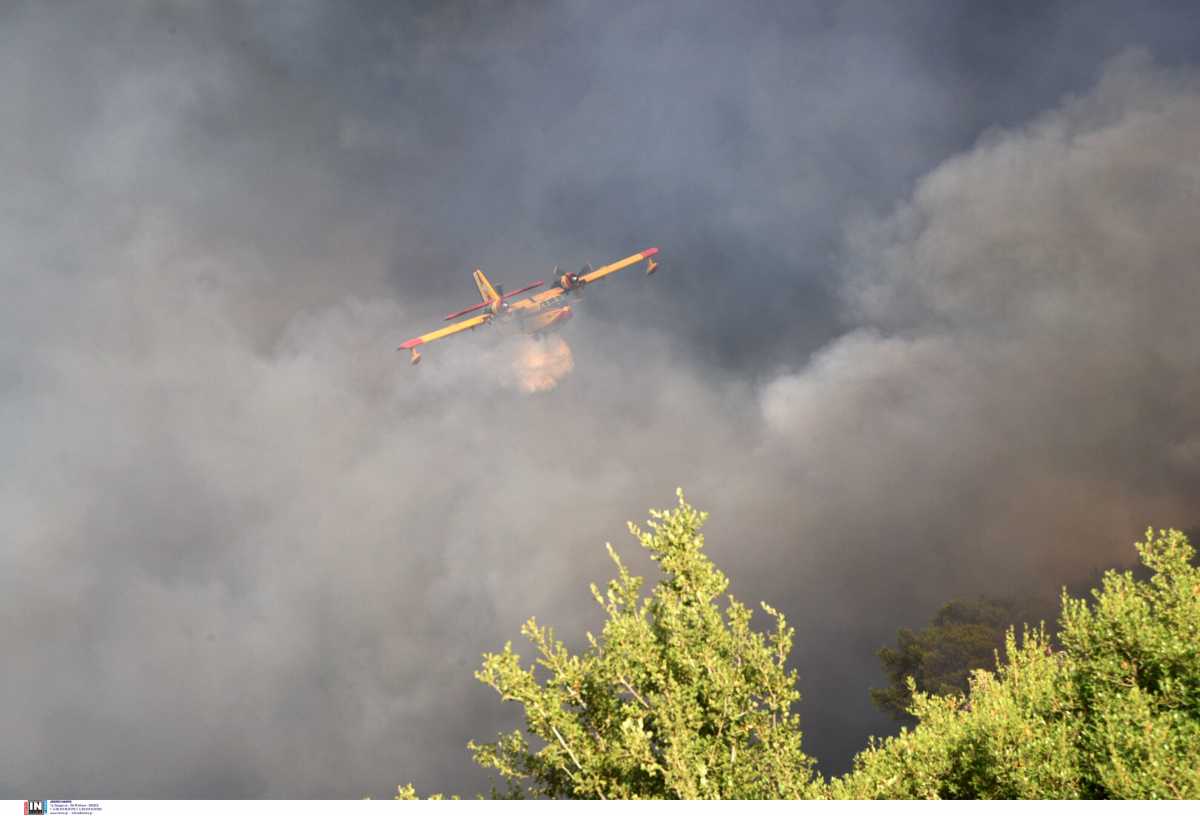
398, 247, 662, 365
397, 336, 423, 365
643, 247, 660, 276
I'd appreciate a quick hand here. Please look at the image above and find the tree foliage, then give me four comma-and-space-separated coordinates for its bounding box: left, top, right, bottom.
829, 528, 1200, 799
871, 597, 1034, 722
399, 501, 1199, 800
460, 490, 815, 799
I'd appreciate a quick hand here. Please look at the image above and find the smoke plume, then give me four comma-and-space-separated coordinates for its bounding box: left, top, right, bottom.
3, 1, 1200, 799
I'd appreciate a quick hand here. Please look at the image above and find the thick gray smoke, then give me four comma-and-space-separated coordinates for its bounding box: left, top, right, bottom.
767, 50, 1200, 581
745, 53, 1200, 757
2, 1, 1199, 798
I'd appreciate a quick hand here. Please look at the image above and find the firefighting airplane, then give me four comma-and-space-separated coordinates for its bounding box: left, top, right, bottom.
398, 247, 660, 364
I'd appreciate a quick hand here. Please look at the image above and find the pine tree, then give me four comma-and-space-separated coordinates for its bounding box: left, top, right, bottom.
828, 528, 1200, 799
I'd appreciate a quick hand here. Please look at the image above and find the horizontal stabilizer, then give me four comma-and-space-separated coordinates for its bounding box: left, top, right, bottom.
444, 279, 543, 320
444, 300, 490, 321
498, 279, 544, 302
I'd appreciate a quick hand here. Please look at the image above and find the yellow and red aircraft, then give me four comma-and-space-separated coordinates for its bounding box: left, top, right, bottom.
399, 247, 660, 364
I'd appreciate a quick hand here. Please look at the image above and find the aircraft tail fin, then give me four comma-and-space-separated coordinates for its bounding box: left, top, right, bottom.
473, 269, 500, 304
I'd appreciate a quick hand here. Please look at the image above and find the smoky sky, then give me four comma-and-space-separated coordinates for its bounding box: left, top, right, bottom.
3, 0, 1200, 798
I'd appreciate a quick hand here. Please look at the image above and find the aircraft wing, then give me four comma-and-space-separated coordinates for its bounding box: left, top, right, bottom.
399, 313, 490, 352
507, 247, 660, 311
579, 247, 659, 285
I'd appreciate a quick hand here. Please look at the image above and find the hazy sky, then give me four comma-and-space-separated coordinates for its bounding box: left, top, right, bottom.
3, 0, 1199, 798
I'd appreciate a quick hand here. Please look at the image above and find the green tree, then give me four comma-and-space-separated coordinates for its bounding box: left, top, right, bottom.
828, 528, 1200, 799
871, 597, 1036, 722
398, 500, 1199, 800
407, 490, 816, 799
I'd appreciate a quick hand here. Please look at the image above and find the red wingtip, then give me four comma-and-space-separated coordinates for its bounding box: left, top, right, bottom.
642, 247, 660, 257
398, 338, 424, 350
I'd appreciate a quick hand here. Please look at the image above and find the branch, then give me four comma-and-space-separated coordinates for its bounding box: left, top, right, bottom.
619, 675, 652, 709
550, 724, 606, 800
